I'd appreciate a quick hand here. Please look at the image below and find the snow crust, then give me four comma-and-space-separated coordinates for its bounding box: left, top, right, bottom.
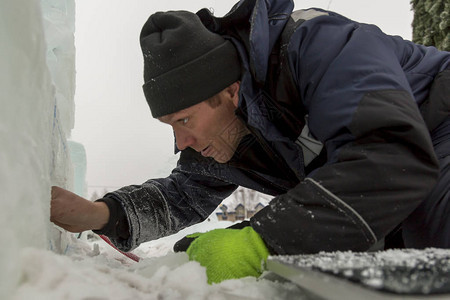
1, 0, 76, 298
13, 219, 306, 300
273, 248, 450, 294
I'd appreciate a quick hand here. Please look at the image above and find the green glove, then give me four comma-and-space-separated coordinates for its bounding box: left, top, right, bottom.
184, 227, 269, 284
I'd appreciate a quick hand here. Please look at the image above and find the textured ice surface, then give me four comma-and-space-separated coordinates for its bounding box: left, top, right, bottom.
0, 0, 75, 298
272, 248, 450, 294
67, 141, 87, 197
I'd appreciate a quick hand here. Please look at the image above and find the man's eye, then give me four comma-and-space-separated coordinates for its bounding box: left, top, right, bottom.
182, 117, 189, 124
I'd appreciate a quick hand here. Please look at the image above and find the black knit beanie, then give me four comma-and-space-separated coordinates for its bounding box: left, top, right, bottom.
140, 11, 242, 118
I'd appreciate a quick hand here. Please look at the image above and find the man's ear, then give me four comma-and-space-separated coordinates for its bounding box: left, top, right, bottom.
228, 81, 240, 107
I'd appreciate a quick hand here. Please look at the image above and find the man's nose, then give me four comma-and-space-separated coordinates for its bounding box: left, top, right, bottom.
175, 130, 195, 151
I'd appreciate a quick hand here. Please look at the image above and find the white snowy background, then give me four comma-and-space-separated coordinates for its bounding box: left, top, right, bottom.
0, 0, 418, 299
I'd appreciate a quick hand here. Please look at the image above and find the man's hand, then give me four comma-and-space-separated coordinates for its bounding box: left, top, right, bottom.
174, 227, 269, 284
50, 186, 110, 232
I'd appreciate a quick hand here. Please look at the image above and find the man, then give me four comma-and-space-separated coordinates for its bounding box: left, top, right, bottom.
51, 0, 449, 284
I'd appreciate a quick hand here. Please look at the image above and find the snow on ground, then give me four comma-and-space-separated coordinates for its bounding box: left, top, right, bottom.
13, 218, 307, 300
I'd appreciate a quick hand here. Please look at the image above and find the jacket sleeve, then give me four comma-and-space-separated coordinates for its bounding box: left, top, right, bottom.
251, 12, 440, 254
103, 148, 237, 251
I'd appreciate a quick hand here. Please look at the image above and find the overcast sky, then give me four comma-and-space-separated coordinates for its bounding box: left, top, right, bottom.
71, 0, 414, 198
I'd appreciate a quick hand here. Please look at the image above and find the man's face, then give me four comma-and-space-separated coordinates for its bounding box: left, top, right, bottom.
159, 83, 247, 163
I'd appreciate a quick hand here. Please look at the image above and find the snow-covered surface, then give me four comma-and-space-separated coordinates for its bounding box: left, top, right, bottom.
271, 248, 450, 295
1, 0, 75, 298
13, 218, 306, 300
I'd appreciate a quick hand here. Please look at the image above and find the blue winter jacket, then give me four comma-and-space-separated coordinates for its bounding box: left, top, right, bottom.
103, 0, 450, 254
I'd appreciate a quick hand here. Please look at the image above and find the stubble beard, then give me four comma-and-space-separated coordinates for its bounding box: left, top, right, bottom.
212, 116, 249, 163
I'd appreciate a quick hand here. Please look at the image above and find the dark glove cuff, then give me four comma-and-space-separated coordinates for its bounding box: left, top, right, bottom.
226, 220, 250, 229
92, 197, 129, 239
173, 235, 198, 252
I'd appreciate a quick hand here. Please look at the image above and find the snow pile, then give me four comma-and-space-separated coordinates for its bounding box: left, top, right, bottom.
0, 0, 75, 298
13, 248, 305, 300
13, 218, 306, 300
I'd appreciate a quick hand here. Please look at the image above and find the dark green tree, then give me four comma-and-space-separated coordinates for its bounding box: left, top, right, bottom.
411, 0, 449, 51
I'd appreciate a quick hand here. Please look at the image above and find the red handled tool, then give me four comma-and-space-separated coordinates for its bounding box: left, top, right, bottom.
99, 235, 141, 262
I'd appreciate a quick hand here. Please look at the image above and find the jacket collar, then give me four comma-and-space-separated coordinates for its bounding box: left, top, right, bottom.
197, 0, 294, 85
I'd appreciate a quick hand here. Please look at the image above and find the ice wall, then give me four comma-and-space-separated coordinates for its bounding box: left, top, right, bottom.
0, 0, 76, 298
68, 140, 87, 197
